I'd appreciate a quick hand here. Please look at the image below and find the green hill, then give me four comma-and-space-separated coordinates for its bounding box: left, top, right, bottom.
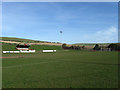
73, 43, 119, 46
1, 37, 62, 51
2, 43, 62, 51
0, 37, 48, 43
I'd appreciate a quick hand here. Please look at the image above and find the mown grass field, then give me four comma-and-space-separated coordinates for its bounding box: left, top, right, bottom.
2, 43, 119, 88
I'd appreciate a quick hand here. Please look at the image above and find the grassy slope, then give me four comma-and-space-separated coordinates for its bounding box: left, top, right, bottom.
2, 43, 17, 51
2, 43, 62, 51
0, 37, 48, 43
1, 37, 119, 46
2, 51, 118, 88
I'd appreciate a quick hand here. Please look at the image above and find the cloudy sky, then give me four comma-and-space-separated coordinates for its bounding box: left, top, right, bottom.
2, 2, 118, 44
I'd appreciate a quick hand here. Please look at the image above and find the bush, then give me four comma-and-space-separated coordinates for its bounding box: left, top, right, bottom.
93, 44, 100, 51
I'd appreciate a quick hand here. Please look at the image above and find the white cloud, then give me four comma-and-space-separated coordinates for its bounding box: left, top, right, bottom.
83, 26, 118, 43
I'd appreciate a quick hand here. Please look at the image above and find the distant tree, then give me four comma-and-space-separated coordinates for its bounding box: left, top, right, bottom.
71, 46, 74, 49
62, 43, 67, 49
82, 45, 85, 49
108, 44, 118, 51
93, 44, 100, 51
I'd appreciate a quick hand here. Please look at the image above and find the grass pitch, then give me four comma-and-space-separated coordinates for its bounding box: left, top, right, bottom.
2, 50, 118, 88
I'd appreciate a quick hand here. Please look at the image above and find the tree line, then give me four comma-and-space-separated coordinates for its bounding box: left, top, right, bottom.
62, 43, 120, 51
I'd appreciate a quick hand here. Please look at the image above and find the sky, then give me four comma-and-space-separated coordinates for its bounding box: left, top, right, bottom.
2, 2, 118, 44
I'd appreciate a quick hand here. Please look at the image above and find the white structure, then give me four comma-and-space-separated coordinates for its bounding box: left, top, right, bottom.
3, 44, 36, 53
108, 48, 111, 51
42, 50, 56, 53
20, 50, 35, 53
3, 51, 20, 53
16, 48, 29, 51
3, 50, 35, 53
14, 51, 20, 53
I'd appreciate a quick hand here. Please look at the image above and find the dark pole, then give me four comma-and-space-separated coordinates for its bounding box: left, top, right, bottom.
60, 31, 63, 48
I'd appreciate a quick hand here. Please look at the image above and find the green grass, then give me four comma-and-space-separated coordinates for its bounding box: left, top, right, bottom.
2, 42, 118, 88
2, 43, 17, 51
2, 50, 118, 88
30, 45, 62, 51
1, 37, 49, 43
2, 43, 62, 51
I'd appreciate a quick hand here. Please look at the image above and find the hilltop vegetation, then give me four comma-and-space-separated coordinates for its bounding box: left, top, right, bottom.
74, 43, 120, 46
74, 43, 111, 46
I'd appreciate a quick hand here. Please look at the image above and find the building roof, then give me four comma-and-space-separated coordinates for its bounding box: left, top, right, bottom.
16, 44, 30, 48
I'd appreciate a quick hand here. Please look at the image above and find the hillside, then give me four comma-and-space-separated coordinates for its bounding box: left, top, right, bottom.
74, 43, 120, 46
0, 37, 62, 46
1, 37, 119, 47
74, 43, 110, 46
0, 37, 49, 43
2, 43, 62, 51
